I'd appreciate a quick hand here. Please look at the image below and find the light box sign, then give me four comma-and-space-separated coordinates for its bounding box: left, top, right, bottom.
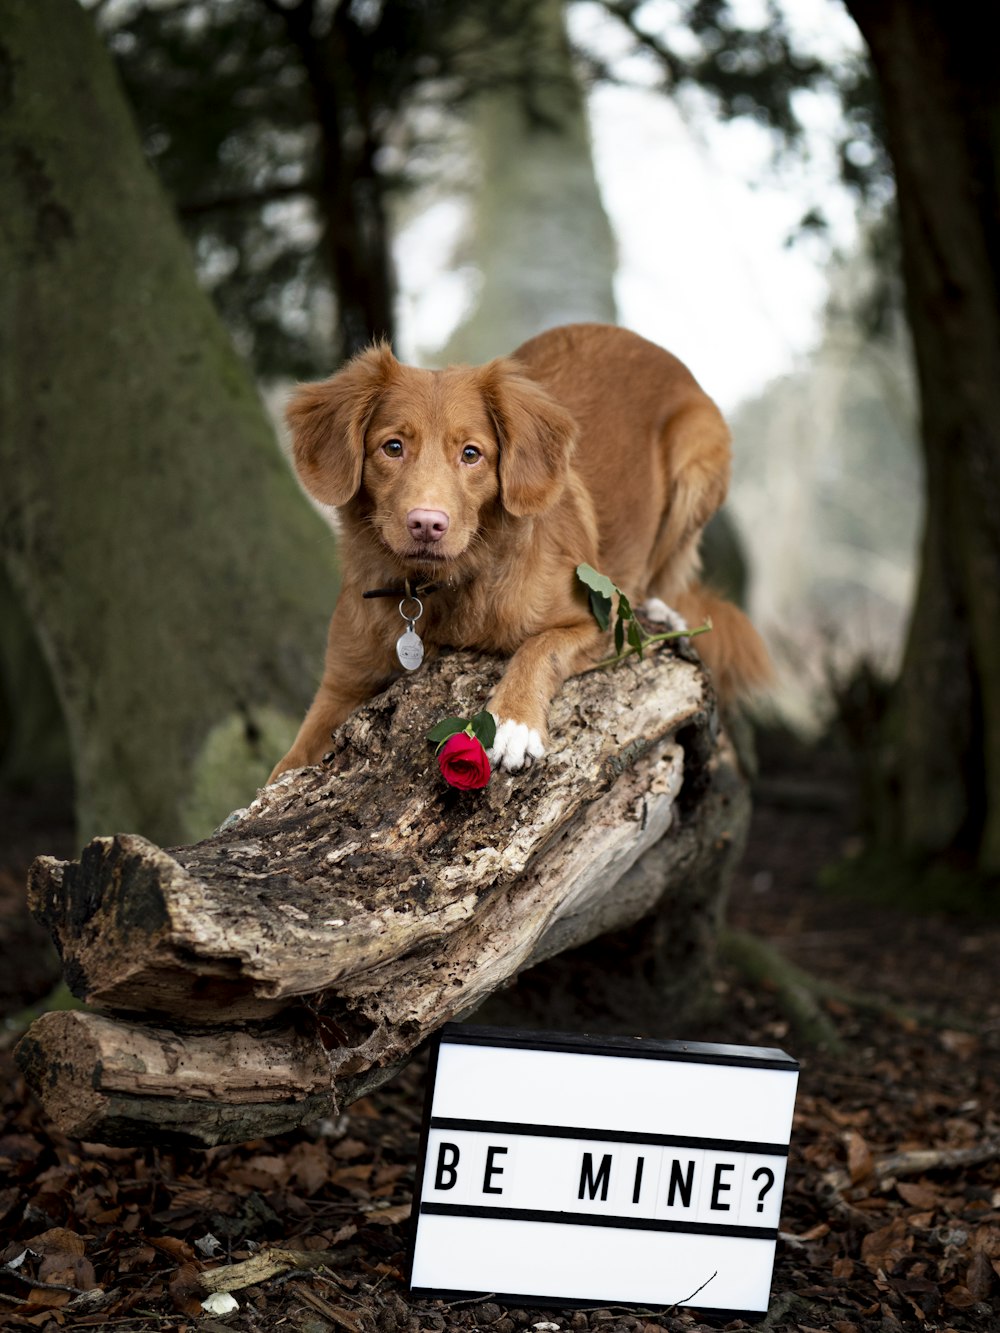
408, 1025, 799, 1319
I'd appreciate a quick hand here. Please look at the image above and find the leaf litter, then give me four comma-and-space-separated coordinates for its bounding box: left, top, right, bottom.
2, 752, 999, 1332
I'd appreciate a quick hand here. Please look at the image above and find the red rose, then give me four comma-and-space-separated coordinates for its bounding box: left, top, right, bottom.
437, 731, 491, 790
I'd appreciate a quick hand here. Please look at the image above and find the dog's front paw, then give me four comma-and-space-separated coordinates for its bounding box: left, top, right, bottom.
639, 597, 689, 633
488, 717, 545, 772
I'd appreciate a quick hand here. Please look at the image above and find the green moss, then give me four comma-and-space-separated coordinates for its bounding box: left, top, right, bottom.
821, 846, 1000, 917
181, 705, 300, 842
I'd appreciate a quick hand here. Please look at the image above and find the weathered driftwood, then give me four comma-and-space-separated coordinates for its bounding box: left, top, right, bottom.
18, 645, 749, 1146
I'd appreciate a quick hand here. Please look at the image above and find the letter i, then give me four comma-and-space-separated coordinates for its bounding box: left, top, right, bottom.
632, 1156, 645, 1204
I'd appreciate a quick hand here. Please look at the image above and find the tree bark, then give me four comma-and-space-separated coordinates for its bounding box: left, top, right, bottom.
0, 0, 339, 847
18, 645, 749, 1147
845, 0, 1000, 881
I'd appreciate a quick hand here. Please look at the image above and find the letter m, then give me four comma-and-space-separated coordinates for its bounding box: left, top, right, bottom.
578, 1152, 612, 1201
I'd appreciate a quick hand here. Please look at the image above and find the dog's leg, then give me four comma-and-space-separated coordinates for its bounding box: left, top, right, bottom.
486, 622, 603, 772
269, 598, 392, 781
269, 684, 368, 781
645, 398, 730, 604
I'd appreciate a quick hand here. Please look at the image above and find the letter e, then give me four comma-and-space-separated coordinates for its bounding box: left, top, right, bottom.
483, 1145, 508, 1194
711, 1161, 735, 1211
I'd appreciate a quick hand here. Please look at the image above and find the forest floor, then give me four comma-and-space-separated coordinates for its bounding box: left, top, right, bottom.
1, 732, 999, 1333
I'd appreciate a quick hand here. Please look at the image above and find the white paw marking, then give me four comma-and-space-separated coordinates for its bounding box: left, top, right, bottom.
639, 598, 689, 634
487, 717, 545, 772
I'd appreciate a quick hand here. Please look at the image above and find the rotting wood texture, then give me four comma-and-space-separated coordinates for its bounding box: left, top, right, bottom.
18, 645, 749, 1147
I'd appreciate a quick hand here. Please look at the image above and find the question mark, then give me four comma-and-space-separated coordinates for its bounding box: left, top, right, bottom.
752, 1166, 775, 1213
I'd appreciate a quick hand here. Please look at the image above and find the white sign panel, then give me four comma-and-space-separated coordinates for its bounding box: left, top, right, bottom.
408, 1025, 799, 1318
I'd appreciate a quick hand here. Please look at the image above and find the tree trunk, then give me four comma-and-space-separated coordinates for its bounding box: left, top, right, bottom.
17, 646, 749, 1147
845, 0, 1000, 883
0, 0, 339, 847
0, 565, 71, 786
442, 0, 617, 364
276, 1, 396, 363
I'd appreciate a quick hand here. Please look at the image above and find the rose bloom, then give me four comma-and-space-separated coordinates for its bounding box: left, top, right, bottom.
437, 731, 491, 790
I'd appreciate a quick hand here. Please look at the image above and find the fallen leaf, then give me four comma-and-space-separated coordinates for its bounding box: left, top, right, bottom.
966, 1249, 994, 1301
331, 1137, 370, 1161
939, 1030, 979, 1059
27, 1229, 86, 1259
861, 1217, 913, 1273
38, 1253, 97, 1291
169, 1261, 206, 1317
897, 1181, 939, 1209
797, 1221, 831, 1241
974, 1223, 1000, 1259
944, 1285, 978, 1309
116, 1237, 156, 1269
366, 1202, 411, 1226
845, 1129, 874, 1184
286, 1141, 331, 1196
330, 1163, 374, 1188
25, 1286, 71, 1309
150, 1236, 195, 1262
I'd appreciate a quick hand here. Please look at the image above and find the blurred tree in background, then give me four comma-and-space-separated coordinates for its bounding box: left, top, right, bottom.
0, 0, 338, 846
842, 0, 1000, 894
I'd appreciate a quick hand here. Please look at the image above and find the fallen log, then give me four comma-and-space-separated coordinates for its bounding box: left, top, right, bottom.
17, 645, 749, 1146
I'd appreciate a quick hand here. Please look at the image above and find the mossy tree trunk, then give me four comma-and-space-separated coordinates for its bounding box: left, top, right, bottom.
846, 0, 1000, 890
0, 0, 338, 847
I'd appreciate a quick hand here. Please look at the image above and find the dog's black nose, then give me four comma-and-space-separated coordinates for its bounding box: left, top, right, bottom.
407, 508, 450, 543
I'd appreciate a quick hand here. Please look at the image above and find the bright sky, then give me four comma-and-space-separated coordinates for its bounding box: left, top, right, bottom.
396, 0, 864, 415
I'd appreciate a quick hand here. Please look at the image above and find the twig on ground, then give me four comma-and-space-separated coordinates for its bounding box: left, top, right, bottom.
720, 928, 843, 1050
875, 1141, 1000, 1184
198, 1247, 355, 1295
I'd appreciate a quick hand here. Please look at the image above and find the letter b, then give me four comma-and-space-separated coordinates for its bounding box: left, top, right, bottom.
434, 1142, 460, 1190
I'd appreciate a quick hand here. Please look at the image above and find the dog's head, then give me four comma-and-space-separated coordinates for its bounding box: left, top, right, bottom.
286, 343, 578, 571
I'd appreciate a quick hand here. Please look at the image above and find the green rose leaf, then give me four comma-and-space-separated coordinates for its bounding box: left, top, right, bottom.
427, 716, 469, 745
577, 562, 617, 631
588, 589, 612, 631
576, 562, 617, 600
627, 618, 645, 659
614, 615, 625, 656
469, 710, 497, 749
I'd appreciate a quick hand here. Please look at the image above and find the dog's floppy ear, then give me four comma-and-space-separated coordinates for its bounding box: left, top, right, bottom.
286, 342, 397, 506
480, 358, 578, 517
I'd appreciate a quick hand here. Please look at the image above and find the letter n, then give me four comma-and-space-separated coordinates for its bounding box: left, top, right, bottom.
666, 1159, 694, 1208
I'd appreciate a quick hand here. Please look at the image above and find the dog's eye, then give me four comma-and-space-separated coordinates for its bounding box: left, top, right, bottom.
461, 445, 482, 464
382, 439, 404, 458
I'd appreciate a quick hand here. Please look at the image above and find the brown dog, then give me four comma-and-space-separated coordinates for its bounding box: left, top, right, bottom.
270, 323, 769, 779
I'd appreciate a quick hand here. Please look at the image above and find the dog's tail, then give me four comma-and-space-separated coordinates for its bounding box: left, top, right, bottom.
673, 582, 773, 705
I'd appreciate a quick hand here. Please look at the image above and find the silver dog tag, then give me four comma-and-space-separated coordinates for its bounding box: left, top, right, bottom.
396, 626, 424, 671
